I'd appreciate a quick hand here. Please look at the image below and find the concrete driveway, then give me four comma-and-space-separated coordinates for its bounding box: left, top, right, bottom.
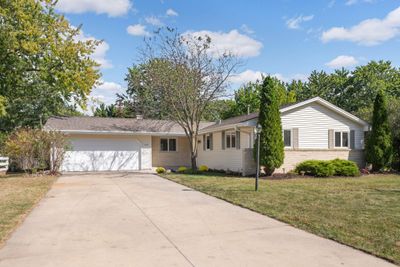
0, 173, 394, 267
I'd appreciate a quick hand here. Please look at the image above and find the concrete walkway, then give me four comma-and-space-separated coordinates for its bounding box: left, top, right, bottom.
0, 173, 394, 267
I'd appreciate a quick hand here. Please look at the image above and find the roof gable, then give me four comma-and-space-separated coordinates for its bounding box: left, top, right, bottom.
199, 97, 369, 133
280, 97, 369, 126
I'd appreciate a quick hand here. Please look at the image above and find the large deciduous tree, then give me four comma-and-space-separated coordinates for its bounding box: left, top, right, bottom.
0, 0, 101, 131
255, 76, 284, 176
366, 91, 393, 172
121, 64, 169, 119
129, 28, 239, 169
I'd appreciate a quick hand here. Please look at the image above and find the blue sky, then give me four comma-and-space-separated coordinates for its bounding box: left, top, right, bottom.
55, 0, 400, 108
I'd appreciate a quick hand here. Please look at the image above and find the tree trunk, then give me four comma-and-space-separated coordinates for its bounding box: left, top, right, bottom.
191, 153, 197, 170
263, 166, 275, 176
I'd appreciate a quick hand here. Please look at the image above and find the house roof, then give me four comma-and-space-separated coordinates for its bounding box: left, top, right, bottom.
44, 116, 213, 136
199, 97, 369, 133
45, 97, 369, 135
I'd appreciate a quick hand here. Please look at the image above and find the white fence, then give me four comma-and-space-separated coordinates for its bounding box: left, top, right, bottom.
0, 157, 9, 173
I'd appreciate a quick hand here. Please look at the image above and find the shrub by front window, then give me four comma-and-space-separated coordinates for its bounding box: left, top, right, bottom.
295, 159, 360, 177
156, 167, 166, 174
198, 165, 209, 172
177, 166, 187, 173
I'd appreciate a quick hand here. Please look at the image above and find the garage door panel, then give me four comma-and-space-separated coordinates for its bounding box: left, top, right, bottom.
61, 137, 149, 172
69, 138, 140, 151
63, 151, 139, 171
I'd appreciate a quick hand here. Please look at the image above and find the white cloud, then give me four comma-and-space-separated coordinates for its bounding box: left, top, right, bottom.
325, 55, 359, 68
75, 29, 112, 69
272, 73, 308, 83
229, 70, 266, 84
166, 8, 178, 17
56, 0, 132, 17
286, 15, 314, 30
145, 16, 164, 26
345, 0, 374, 6
229, 70, 307, 85
240, 24, 255, 34
321, 6, 400, 46
96, 81, 124, 92
90, 81, 124, 105
127, 24, 151, 37
345, 0, 358, 5
185, 30, 263, 58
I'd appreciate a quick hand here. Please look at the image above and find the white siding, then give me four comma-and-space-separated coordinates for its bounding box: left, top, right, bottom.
197, 131, 251, 172
281, 103, 364, 149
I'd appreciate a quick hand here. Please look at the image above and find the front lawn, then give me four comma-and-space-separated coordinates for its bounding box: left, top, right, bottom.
0, 174, 56, 246
162, 173, 400, 264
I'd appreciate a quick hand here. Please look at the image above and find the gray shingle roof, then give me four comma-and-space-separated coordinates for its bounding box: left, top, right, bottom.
44, 102, 299, 134
200, 101, 304, 131
200, 112, 258, 132
45, 116, 213, 134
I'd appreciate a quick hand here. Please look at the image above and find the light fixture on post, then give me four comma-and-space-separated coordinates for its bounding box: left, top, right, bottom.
254, 123, 262, 191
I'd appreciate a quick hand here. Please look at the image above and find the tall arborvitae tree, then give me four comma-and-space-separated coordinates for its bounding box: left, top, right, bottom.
366, 91, 393, 172
255, 76, 284, 175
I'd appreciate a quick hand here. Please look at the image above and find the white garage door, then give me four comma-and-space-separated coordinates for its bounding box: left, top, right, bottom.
61, 137, 151, 172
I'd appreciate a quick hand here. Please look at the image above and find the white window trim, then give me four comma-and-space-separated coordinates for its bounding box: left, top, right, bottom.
334, 131, 349, 148
160, 138, 178, 152
225, 131, 236, 149
283, 129, 292, 148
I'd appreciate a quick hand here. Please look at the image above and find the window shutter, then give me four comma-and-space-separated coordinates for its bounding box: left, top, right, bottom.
221, 131, 225, 150
328, 129, 334, 149
203, 135, 206, 151
350, 130, 355, 149
210, 133, 213, 150
236, 131, 240, 149
293, 128, 299, 149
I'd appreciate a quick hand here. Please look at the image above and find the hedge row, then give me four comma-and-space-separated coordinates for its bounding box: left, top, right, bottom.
295, 159, 360, 177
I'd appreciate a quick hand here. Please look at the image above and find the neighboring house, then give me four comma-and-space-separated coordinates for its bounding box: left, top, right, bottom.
44, 97, 369, 175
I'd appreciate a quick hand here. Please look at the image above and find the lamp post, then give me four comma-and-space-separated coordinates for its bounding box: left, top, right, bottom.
254, 123, 262, 191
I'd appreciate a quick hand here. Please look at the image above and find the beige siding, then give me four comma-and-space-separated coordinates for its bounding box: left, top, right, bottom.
280, 149, 365, 173
197, 131, 251, 172
152, 136, 191, 167
281, 103, 365, 149
242, 148, 365, 175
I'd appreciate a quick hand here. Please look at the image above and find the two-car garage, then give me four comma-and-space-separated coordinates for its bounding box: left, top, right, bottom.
44, 116, 190, 173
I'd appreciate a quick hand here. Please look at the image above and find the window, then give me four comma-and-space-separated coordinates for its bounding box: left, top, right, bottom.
335, 132, 349, 148
160, 139, 168, 151
342, 132, 349, 147
226, 132, 236, 149
206, 134, 211, 150
335, 132, 341, 147
283, 130, 292, 147
160, 138, 177, 152
169, 138, 177, 151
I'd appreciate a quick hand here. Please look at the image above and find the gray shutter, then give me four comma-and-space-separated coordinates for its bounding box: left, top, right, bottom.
328, 129, 334, 149
350, 130, 355, 149
236, 131, 240, 149
210, 133, 213, 150
293, 128, 299, 149
221, 131, 225, 150
203, 135, 206, 151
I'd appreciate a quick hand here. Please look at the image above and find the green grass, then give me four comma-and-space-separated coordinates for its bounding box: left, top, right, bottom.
162, 173, 400, 264
0, 174, 56, 246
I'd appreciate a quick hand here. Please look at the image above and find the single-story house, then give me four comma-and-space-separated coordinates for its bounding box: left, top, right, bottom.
44, 97, 369, 175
